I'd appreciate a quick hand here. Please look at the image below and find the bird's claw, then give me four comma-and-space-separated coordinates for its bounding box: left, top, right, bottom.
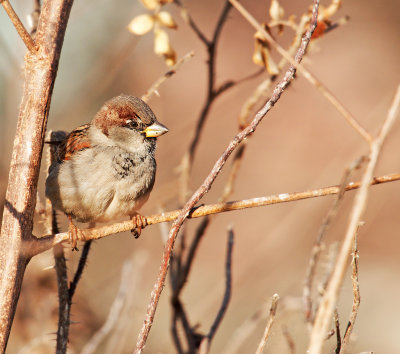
68, 216, 83, 251
131, 214, 147, 239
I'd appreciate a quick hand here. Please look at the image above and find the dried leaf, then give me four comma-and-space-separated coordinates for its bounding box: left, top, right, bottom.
157, 11, 177, 29
154, 27, 172, 55
140, 0, 159, 10
128, 14, 155, 35
269, 0, 284, 22
252, 40, 279, 75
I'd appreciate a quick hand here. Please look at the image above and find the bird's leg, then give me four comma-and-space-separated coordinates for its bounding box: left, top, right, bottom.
130, 213, 148, 239
68, 215, 82, 251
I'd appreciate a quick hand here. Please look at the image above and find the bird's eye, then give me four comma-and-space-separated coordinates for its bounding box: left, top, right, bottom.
126, 119, 138, 129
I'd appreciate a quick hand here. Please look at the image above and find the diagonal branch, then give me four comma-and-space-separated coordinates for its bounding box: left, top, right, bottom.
229, 0, 372, 143
0, 0, 37, 52
134, 2, 320, 352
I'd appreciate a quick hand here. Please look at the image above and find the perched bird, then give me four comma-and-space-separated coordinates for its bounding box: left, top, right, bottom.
45, 95, 168, 249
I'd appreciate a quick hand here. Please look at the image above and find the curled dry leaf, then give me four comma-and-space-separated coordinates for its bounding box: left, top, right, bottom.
128, 14, 155, 35
253, 28, 279, 75
269, 0, 284, 22
157, 11, 177, 29
154, 27, 176, 66
140, 0, 160, 10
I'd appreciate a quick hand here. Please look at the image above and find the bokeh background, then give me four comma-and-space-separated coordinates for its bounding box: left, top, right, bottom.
1, 0, 400, 353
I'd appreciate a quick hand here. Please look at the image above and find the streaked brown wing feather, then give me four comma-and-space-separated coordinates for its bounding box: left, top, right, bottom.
56, 124, 91, 162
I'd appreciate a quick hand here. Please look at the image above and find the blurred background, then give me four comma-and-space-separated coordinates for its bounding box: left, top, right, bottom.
1, 0, 400, 353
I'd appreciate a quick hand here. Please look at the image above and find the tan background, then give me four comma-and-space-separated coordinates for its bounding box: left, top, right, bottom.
1, 0, 400, 352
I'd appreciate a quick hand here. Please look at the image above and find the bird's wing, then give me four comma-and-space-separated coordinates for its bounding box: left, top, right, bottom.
55, 124, 91, 162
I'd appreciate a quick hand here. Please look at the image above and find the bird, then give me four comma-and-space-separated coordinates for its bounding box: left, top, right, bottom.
45, 94, 168, 250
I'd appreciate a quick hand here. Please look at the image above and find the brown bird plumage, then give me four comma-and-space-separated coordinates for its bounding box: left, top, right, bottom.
45, 95, 168, 249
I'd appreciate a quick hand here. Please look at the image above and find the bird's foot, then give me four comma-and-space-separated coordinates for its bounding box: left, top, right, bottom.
68, 215, 83, 251
130, 214, 147, 239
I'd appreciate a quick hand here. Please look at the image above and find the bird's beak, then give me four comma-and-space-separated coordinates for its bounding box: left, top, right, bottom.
142, 121, 169, 137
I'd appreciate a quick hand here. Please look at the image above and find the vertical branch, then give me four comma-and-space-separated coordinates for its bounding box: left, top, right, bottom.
46, 131, 71, 353
339, 233, 360, 354
255, 294, 280, 354
0, 0, 74, 349
308, 85, 400, 354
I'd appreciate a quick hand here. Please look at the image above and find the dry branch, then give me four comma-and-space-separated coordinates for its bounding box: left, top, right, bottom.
26, 171, 400, 255
308, 84, 400, 354
133, 2, 320, 352
0, 0, 74, 349
255, 294, 280, 354
0, 0, 37, 52
229, 0, 372, 143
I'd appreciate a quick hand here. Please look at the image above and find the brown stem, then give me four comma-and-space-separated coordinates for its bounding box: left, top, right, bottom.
0, 0, 38, 52
0, 0, 74, 350
134, 2, 320, 352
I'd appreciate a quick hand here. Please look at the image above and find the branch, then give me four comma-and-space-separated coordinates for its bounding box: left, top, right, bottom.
308, 84, 400, 354
0, 0, 74, 349
134, 2, 320, 352
27, 171, 400, 255
303, 157, 365, 323
229, 0, 372, 143
339, 230, 361, 354
255, 294, 280, 354
0, 0, 37, 52
141, 51, 194, 103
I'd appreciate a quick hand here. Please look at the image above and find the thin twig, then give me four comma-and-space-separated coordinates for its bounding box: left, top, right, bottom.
199, 227, 234, 354
141, 51, 194, 103
207, 228, 234, 340
303, 157, 365, 323
255, 294, 280, 354
134, 2, 320, 352
0, 0, 37, 52
339, 232, 361, 354
47, 131, 70, 354
308, 85, 400, 354
221, 307, 266, 354
229, 0, 372, 143
81, 260, 134, 354
282, 325, 296, 354
179, 1, 233, 202
27, 171, 400, 255
334, 309, 341, 354
68, 240, 92, 299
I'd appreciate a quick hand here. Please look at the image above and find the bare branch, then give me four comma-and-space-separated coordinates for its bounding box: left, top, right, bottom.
0, 0, 74, 349
141, 51, 194, 103
303, 157, 365, 323
229, 0, 372, 143
308, 84, 400, 354
339, 232, 361, 354
255, 294, 280, 354
134, 2, 320, 352
0, 0, 37, 52
207, 228, 234, 341
27, 171, 400, 255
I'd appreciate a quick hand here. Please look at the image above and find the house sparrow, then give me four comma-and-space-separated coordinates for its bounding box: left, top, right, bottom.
45, 94, 168, 249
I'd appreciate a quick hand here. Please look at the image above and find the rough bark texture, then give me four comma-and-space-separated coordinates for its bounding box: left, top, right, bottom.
0, 0, 74, 350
